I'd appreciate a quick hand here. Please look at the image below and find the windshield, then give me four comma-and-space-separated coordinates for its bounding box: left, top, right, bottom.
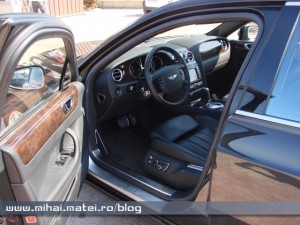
156, 23, 221, 38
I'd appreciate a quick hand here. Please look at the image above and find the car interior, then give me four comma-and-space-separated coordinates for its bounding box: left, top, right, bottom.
87, 19, 259, 200
0, 16, 259, 205
0, 16, 259, 203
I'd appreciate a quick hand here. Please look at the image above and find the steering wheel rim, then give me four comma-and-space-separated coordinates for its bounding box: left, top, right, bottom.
144, 46, 190, 106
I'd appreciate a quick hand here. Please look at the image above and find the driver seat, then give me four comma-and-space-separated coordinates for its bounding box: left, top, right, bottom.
144, 114, 218, 190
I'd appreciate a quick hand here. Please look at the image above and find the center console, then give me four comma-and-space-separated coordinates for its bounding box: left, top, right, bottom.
187, 62, 203, 99
184, 52, 224, 111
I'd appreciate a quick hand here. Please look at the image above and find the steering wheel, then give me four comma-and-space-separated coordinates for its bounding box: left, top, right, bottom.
144, 46, 190, 106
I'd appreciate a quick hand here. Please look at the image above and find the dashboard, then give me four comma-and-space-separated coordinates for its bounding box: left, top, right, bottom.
94, 35, 230, 120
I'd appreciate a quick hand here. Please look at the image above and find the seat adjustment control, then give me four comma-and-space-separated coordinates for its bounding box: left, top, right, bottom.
147, 154, 170, 172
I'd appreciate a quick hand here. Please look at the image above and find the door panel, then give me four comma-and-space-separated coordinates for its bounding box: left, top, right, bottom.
206, 40, 251, 99
0, 15, 85, 225
228, 40, 251, 76
1, 82, 84, 224
2, 85, 79, 165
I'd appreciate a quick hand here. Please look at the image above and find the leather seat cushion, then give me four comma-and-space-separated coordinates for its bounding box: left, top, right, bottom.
150, 114, 198, 141
150, 114, 218, 166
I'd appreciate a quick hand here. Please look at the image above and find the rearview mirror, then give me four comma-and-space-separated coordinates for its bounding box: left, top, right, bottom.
10, 66, 45, 90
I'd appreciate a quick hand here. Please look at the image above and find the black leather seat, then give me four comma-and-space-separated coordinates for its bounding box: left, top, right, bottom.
144, 114, 218, 190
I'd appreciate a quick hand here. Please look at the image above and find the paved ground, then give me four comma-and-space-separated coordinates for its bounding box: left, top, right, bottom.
67, 182, 161, 225
60, 9, 144, 43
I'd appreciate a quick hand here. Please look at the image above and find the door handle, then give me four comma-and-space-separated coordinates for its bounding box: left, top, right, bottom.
53, 130, 77, 167
244, 43, 252, 50
62, 97, 73, 114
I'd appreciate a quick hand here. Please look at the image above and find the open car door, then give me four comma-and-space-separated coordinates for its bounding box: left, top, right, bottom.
0, 14, 86, 225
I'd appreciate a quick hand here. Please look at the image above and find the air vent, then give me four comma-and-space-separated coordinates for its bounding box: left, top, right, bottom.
112, 68, 123, 82
220, 40, 228, 50
186, 51, 194, 62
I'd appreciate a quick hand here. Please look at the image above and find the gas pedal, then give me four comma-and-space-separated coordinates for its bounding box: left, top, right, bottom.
117, 114, 137, 128
117, 116, 130, 129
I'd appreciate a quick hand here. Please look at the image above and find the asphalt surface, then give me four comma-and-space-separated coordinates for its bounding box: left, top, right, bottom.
60, 8, 144, 43
67, 183, 160, 225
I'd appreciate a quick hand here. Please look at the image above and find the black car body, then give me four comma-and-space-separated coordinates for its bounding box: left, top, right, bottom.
1, 0, 300, 224
142, 0, 180, 13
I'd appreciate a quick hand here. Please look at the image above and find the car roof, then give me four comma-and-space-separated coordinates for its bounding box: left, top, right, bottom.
170, 0, 286, 4
142, 0, 287, 20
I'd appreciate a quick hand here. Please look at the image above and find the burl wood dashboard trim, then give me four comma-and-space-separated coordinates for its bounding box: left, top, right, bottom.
1, 86, 78, 165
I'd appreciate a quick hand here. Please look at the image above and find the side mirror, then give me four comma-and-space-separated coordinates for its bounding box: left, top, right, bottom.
239, 23, 258, 41
247, 25, 258, 40
10, 66, 45, 90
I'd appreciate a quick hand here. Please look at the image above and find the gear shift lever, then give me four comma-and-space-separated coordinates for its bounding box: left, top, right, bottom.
200, 87, 224, 110
200, 87, 212, 102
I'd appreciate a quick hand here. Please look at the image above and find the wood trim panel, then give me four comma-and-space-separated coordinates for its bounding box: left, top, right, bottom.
1, 86, 78, 165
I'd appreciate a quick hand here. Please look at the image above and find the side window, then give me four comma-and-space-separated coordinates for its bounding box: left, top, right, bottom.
0, 38, 69, 134
266, 22, 300, 123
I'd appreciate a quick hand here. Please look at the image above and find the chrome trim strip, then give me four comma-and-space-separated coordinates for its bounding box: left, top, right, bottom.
244, 43, 252, 50
88, 158, 165, 201
187, 164, 203, 171
95, 130, 109, 155
286, 2, 300, 6
61, 96, 73, 114
235, 110, 300, 128
121, 171, 173, 197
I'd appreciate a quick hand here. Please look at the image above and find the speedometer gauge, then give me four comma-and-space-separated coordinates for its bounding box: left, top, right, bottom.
150, 56, 163, 71
129, 61, 142, 78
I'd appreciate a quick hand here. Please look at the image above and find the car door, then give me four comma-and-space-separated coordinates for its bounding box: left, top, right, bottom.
206, 22, 258, 100
0, 14, 85, 225
209, 3, 300, 225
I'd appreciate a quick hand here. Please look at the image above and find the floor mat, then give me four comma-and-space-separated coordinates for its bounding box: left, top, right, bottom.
104, 128, 149, 175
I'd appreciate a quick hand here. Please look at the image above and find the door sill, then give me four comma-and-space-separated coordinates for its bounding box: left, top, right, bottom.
88, 157, 163, 201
